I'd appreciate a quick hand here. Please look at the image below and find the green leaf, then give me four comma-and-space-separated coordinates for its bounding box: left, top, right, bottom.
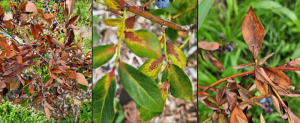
103, 18, 123, 27
139, 56, 164, 79
93, 45, 116, 69
93, 73, 116, 123
119, 62, 164, 112
137, 82, 169, 121
167, 42, 187, 69
166, 27, 178, 41
198, 0, 214, 29
168, 64, 193, 102
124, 30, 162, 59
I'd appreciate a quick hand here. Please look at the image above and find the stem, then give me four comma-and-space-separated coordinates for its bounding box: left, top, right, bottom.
202, 117, 212, 123
114, 10, 126, 67
201, 66, 300, 92
142, 0, 155, 8
198, 85, 215, 91
202, 70, 254, 92
163, 26, 169, 64
179, 31, 194, 49
114, 0, 188, 31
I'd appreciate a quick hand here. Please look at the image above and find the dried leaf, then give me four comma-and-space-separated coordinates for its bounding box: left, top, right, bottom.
238, 90, 255, 105
51, 38, 64, 49
216, 87, 226, 106
28, 85, 34, 94
255, 79, 268, 96
241, 6, 265, 59
198, 41, 219, 51
69, 15, 80, 25
288, 58, 300, 67
230, 106, 248, 123
263, 67, 291, 87
258, 52, 274, 65
226, 90, 237, 111
125, 16, 135, 29
25, 2, 38, 15
44, 106, 50, 120
75, 72, 88, 86
233, 62, 255, 70
269, 86, 283, 117
260, 113, 266, 123
207, 53, 224, 72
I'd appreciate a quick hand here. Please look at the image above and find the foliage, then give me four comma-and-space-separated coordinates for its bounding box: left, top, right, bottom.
198, 1, 300, 122
92, 0, 197, 122
0, 100, 49, 123
0, 0, 92, 121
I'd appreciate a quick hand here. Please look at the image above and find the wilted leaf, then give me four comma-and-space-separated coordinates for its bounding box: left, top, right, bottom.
28, 85, 34, 94
0, 38, 11, 52
69, 15, 80, 25
44, 106, 50, 120
119, 62, 164, 112
269, 86, 283, 117
124, 30, 161, 59
125, 16, 135, 29
68, 70, 76, 79
255, 79, 268, 96
233, 62, 255, 70
167, 42, 187, 69
138, 56, 163, 79
230, 106, 248, 123
286, 108, 300, 123
103, 18, 122, 27
52, 38, 64, 49
216, 87, 226, 106
103, 0, 121, 10
288, 58, 300, 67
238, 90, 254, 105
241, 6, 265, 59
258, 52, 274, 65
25, 2, 38, 15
0, 5, 4, 19
226, 90, 237, 111
93, 72, 116, 123
93, 45, 116, 69
198, 41, 219, 51
207, 53, 224, 72
75, 73, 88, 86
263, 67, 291, 87
168, 64, 193, 102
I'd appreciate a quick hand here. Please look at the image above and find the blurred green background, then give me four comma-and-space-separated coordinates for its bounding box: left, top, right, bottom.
198, 0, 300, 122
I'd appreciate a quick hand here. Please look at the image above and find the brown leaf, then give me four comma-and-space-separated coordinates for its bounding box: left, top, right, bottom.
17, 55, 23, 65
0, 38, 11, 52
44, 106, 51, 120
0, 80, 6, 90
241, 5, 265, 59
0, 5, 4, 20
13, 90, 23, 104
23, 36, 32, 48
207, 53, 224, 72
52, 68, 63, 73
258, 52, 274, 65
65, 30, 74, 46
28, 85, 34, 94
255, 79, 268, 96
216, 87, 226, 106
230, 106, 248, 123
125, 16, 135, 29
51, 38, 64, 49
198, 41, 219, 51
286, 108, 300, 123
75, 73, 88, 86
3, 20, 13, 28
255, 67, 288, 93
238, 90, 255, 105
212, 111, 219, 123
61, 51, 68, 62
11, 40, 20, 52
20, 1, 28, 11
69, 15, 80, 25
199, 49, 208, 62
25, 2, 38, 15
269, 86, 283, 117
67, 70, 76, 79
263, 67, 291, 87
288, 58, 300, 67
233, 62, 255, 70
226, 90, 237, 111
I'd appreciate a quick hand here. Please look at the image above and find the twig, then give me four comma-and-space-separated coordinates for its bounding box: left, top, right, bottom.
202, 117, 212, 123
198, 85, 215, 91
142, 0, 155, 8
114, 0, 188, 31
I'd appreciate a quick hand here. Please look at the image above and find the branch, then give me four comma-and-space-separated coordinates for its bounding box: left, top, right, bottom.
201, 66, 300, 92
114, 0, 189, 31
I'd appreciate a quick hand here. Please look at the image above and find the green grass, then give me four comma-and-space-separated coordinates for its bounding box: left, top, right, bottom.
0, 100, 49, 123
198, 0, 300, 122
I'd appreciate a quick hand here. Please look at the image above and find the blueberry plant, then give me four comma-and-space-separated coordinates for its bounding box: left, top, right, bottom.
93, 0, 196, 122
0, 0, 92, 121
199, 6, 300, 123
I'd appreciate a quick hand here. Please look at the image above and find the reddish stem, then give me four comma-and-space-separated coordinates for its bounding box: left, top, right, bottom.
201, 66, 300, 92
198, 85, 215, 91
